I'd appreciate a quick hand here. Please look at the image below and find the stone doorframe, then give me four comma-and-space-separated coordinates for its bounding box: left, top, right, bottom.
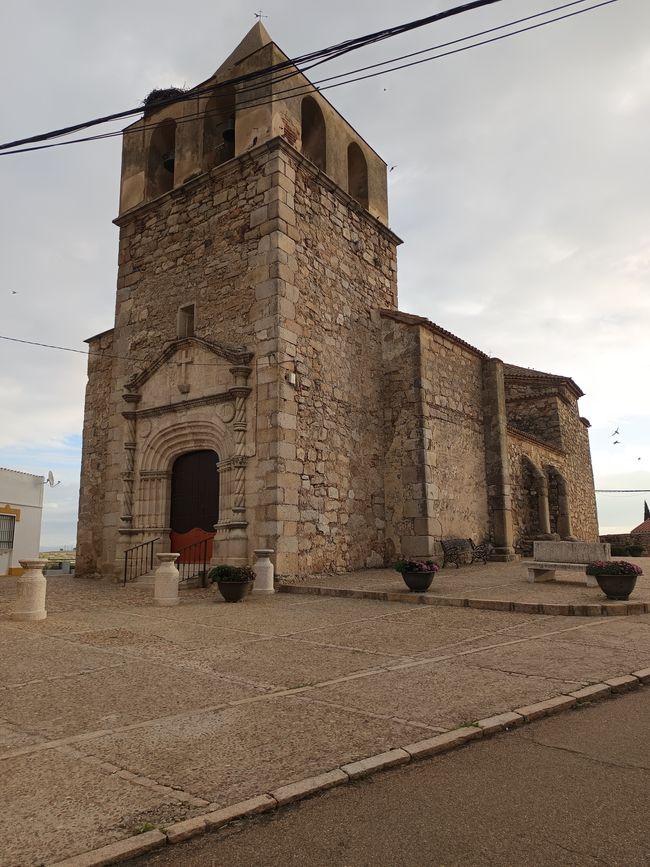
115, 338, 253, 577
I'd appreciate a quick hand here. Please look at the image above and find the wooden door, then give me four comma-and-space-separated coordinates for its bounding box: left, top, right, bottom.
169, 450, 219, 561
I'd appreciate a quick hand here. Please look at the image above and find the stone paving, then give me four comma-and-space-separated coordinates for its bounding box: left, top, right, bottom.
283, 558, 650, 608
1, 564, 650, 866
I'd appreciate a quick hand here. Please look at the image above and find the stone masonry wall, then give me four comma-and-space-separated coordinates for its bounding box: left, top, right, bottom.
419, 328, 489, 545
381, 318, 428, 560
78, 144, 292, 577
556, 398, 599, 541
505, 386, 563, 450
268, 147, 399, 574
508, 420, 598, 544
76, 330, 116, 577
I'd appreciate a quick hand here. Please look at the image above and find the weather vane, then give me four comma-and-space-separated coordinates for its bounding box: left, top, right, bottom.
254, 10, 268, 20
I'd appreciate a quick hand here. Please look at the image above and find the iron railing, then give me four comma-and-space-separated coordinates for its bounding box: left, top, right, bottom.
177, 538, 210, 587
123, 537, 160, 585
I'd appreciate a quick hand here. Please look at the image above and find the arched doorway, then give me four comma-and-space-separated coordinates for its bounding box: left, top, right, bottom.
169, 450, 219, 561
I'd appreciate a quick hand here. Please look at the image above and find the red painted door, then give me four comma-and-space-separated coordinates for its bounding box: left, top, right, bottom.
169, 450, 219, 562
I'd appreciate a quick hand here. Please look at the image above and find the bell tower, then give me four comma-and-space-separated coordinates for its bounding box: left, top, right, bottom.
77, 24, 401, 580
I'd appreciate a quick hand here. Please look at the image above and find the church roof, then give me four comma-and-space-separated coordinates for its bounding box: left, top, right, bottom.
503, 363, 584, 399
631, 518, 650, 535
379, 310, 487, 359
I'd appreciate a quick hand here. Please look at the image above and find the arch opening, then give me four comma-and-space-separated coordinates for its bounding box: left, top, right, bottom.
203, 87, 236, 171
301, 96, 326, 171
347, 141, 369, 209
146, 119, 177, 199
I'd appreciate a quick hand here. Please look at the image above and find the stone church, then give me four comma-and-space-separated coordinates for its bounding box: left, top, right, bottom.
76, 24, 599, 581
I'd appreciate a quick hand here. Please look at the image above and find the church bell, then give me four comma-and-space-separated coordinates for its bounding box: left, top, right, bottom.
222, 117, 235, 143
162, 152, 175, 173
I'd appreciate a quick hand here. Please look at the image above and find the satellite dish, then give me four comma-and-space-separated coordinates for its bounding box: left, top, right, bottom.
43, 471, 61, 487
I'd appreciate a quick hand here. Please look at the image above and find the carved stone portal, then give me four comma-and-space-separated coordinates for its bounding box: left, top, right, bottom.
116, 337, 253, 573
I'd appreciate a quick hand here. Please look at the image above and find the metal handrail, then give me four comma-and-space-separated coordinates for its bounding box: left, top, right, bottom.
123, 537, 160, 585
177, 538, 210, 587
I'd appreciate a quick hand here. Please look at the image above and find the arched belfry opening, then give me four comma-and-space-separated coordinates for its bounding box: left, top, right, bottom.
169, 450, 219, 560
301, 96, 326, 171
347, 142, 369, 209
203, 86, 236, 170
146, 119, 177, 199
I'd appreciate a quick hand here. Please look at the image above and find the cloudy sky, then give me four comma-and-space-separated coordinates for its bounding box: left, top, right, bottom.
1, 0, 648, 546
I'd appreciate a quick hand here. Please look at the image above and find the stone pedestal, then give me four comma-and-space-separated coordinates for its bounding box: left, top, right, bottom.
252, 548, 275, 595
154, 553, 180, 606
13, 560, 48, 621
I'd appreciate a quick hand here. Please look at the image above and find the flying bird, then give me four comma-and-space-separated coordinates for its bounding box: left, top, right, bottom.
611, 428, 620, 436
613, 440, 620, 444
389, 165, 397, 172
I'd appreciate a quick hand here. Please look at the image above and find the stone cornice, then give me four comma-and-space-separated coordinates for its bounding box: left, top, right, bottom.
130, 387, 250, 420
113, 137, 403, 247
507, 425, 565, 457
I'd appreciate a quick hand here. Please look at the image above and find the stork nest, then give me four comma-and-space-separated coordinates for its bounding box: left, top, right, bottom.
143, 87, 187, 109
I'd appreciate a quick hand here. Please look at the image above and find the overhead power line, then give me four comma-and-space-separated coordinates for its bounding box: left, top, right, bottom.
0, 0, 621, 157
0, 334, 294, 369
0, 0, 509, 153
596, 490, 650, 493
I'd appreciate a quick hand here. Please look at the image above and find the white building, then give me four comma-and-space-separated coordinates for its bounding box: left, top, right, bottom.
0, 468, 44, 577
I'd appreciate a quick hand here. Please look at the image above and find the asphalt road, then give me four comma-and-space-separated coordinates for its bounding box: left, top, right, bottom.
135, 689, 650, 866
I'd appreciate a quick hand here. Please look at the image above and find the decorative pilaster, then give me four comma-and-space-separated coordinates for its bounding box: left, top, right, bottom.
482, 358, 516, 560
121, 393, 141, 526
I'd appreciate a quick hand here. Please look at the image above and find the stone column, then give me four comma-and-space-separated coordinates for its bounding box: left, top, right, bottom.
557, 475, 577, 541
154, 553, 180, 606
536, 475, 552, 537
252, 548, 275, 595
13, 560, 47, 621
482, 358, 515, 560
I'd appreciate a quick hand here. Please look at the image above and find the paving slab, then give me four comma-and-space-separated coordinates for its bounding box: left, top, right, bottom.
72, 695, 427, 805
170, 636, 397, 689
308, 658, 578, 729
1, 659, 263, 739
466, 636, 650, 683
0, 748, 185, 867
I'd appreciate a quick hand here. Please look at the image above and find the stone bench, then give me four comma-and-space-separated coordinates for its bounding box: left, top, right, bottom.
527, 541, 611, 587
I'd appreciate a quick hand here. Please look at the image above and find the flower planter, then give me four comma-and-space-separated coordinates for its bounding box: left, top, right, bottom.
217, 579, 254, 603
402, 571, 435, 593
595, 574, 638, 601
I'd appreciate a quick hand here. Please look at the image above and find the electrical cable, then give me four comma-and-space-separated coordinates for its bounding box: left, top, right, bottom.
0, 0, 620, 157
0, 0, 510, 152
0, 334, 296, 368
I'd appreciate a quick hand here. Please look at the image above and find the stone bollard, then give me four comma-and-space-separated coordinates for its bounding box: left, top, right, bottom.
13, 560, 48, 621
154, 553, 180, 606
252, 549, 275, 595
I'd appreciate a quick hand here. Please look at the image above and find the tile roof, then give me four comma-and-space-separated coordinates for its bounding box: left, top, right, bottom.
631, 518, 650, 535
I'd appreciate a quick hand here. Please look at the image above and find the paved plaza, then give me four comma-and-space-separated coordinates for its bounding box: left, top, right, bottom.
1, 561, 649, 865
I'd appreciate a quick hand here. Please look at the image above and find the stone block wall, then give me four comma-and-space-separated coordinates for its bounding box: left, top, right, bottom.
271, 147, 399, 574
419, 328, 489, 544
507, 424, 598, 544
76, 330, 116, 578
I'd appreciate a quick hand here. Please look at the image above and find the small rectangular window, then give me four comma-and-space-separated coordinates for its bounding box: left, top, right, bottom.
177, 303, 195, 338
0, 515, 16, 549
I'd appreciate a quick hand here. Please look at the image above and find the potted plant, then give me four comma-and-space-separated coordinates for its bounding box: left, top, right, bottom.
394, 559, 440, 592
208, 564, 256, 603
585, 560, 643, 601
